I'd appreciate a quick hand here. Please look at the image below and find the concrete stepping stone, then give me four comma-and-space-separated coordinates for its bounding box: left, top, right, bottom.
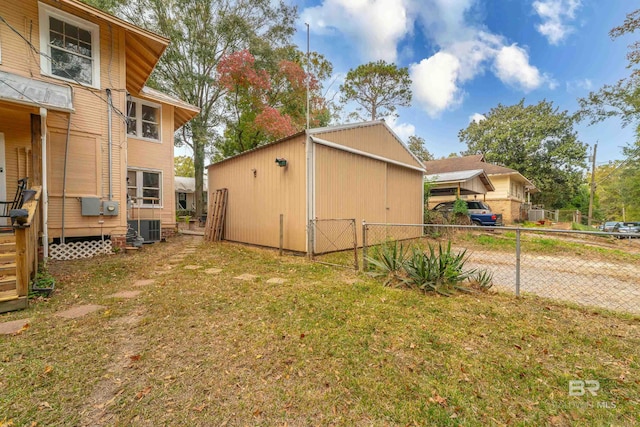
234, 273, 258, 281
266, 278, 286, 284
0, 318, 30, 335
133, 279, 155, 287
204, 268, 222, 275
108, 290, 142, 299
55, 304, 106, 319
183, 265, 201, 270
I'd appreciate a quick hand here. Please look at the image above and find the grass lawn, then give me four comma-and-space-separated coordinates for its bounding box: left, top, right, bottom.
1, 235, 639, 426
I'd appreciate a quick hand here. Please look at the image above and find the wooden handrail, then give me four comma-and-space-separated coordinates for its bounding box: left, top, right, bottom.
14, 186, 42, 228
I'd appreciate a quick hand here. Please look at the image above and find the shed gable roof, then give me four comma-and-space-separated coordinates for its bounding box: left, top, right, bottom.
207, 120, 425, 172
309, 120, 425, 170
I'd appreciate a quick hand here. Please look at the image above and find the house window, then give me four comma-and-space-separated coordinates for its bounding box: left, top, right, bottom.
128, 169, 162, 207
127, 98, 161, 141
39, 2, 100, 87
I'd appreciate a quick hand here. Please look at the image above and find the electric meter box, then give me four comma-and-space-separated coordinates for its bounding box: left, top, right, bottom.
102, 201, 120, 216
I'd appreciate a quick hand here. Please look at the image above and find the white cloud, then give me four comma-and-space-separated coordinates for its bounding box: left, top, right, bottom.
469, 113, 486, 123
566, 78, 592, 92
302, 0, 552, 116
533, 0, 582, 45
493, 44, 543, 92
300, 0, 411, 62
385, 116, 416, 141
410, 52, 463, 117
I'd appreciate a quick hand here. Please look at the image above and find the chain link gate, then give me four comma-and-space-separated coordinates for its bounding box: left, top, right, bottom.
309, 219, 358, 269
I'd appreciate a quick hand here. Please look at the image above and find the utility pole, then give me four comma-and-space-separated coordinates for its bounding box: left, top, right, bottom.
587, 142, 597, 226
305, 22, 310, 130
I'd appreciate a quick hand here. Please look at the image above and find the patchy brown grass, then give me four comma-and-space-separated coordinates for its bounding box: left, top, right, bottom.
1, 235, 639, 426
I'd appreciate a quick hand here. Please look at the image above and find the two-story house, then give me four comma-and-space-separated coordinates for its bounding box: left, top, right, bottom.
0, 0, 198, 251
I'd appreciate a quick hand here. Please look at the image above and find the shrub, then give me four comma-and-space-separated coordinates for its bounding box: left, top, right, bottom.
366, 240, 494, 296
468, 269, 494, 290
365, 240, 409, 287
404, 242, 475, 295
453, 198, 468, 215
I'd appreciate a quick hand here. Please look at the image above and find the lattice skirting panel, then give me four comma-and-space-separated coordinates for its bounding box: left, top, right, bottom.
49, 240, 113, 260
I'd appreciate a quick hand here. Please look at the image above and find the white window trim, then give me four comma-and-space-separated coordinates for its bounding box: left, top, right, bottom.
38, 2, 101, 89
127, 97, 162, 143
128, 168, 163, 208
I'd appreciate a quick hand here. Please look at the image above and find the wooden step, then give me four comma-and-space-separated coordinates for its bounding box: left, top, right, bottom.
0, 253, 15, 264
0, 292, 27, 313
0, 233, 15, 244
0, 263, 16, 275
0, 289, 18, 302
0, 275, 17, 292
0, 242, 16, 253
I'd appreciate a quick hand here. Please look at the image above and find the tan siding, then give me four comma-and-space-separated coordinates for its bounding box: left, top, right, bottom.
208, 136, 307, 251
313, 124, 422, 169
487, 175, 510, 199
314, 144, 386, 247
127, 104, 176, 228
385, 164, 423, 226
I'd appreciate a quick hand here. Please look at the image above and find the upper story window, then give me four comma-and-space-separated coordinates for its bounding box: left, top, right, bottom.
39, 2, 100, 88
127, 98, 161, 142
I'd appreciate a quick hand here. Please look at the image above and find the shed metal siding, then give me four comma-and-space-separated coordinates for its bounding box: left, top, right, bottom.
208, 135, 307, 251
313, 124, 422, 169
314, 144, 423, 247
385, 164, 424, 225
314, 143, 387, 247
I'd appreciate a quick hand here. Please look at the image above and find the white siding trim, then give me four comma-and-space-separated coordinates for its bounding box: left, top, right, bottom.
310, 136, 426, 172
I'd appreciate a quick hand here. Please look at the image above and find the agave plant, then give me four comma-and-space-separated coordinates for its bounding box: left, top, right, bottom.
404, 242, 476, 295
365, 240, 409, 287
469, 269, 494, 290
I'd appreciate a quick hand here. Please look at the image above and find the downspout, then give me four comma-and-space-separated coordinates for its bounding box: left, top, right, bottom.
106, 89, 113, 201
61, 113, 72, 244
40, 108, 49, 259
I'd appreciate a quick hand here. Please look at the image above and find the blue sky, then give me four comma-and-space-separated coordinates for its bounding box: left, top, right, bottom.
290, 0, 637, 164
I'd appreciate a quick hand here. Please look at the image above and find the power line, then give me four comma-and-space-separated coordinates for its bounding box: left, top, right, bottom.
0, 14, 129, 123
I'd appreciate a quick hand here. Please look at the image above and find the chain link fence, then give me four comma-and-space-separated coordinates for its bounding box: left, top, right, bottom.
309, 219, 358, 269
362, 222, 640, 315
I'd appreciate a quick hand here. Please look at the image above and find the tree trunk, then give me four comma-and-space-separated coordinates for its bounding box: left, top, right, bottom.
192, 120, 207, 218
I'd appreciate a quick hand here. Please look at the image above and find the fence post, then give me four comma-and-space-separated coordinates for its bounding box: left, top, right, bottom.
362, 221, 368, 271
515, 227, 521, 297
308, 220, 314, 260
352, 219, 359, 271
279, 214, 284, 256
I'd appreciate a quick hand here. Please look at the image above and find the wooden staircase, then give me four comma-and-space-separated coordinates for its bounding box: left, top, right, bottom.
0, 232, 27, 313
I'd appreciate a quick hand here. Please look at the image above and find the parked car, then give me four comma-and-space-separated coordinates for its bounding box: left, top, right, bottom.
600, 221, 623, 232
612, 222, 640, 238
432, 200, 503, 226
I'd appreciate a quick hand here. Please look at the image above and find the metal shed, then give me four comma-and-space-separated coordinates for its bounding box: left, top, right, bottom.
206, 120, 425, 253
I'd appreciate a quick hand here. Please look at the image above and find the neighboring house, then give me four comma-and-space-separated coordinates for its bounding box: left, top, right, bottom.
175, 176, 207, 214
424, 155, 538, 223
207, 120, 425, 253
0, 0, 199, 251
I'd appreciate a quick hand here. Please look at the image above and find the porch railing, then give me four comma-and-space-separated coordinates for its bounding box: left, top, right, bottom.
14, 186, 42, 297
